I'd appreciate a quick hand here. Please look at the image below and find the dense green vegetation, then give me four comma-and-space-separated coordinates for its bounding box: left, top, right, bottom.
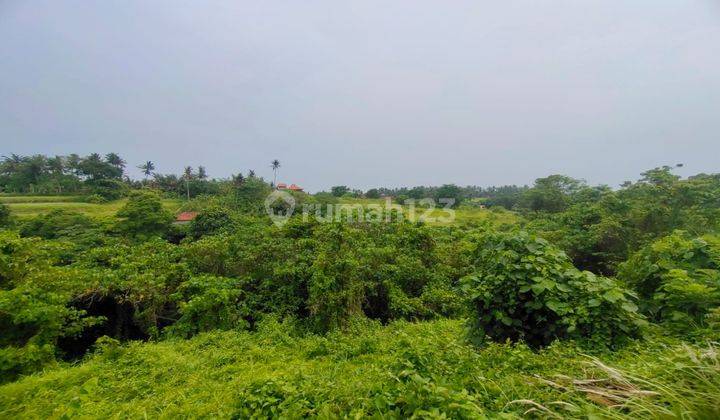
1, 161, 720, 418
1, 153, 226, 199
2, 320, 719, 418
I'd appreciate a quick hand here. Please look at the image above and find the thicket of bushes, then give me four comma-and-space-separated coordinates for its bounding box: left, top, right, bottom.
0, 215, 474, 381
462, 232, 644, 348
618, 231, 720, 329
4, 219, 718, 382
2, 166, 720, 418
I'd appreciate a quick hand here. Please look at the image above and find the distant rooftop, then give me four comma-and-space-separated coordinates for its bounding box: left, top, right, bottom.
277, 183, 303, 191
175, 211, 198, 222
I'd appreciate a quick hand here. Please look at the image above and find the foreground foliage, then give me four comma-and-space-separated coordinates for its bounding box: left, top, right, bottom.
462, 232, 644, 348
619, 231, 720, 330
1, 319, 719, 419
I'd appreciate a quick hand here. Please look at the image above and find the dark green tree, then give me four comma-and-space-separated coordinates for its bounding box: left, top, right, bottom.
520, 175, 584, 213
105, 153, 126, 172
435, 184, 463, 207
115, 191, 173, 239
331, 185, 350, 197
365, 188, 381, 199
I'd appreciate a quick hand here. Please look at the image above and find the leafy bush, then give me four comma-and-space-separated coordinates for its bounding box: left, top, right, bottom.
19, 210, 96, 240
0, 231, 72, 287
166, 275, 249, 338
115, 191, 173, 239
86, 178, 127, 200
618, 231, 720, 328
77, 238, 192, 337
84, 194, 107, 204
462, 231, 644, 348
0, 232, 101, 382
227, 177, 271, 213
527, 197, 630, 275
0, 203, 9, 227
522, 168, 720, 275
188, 207, 232, 239
304, 222, 465, 331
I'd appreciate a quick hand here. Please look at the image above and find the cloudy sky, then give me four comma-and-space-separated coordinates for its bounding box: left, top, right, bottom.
1, 1, 719, 191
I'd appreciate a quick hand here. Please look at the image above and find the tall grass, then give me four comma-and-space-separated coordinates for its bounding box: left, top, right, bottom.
1, 319, 717, 418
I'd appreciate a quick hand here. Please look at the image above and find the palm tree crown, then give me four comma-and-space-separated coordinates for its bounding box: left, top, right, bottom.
138, 161, 155, 179
270, 159, 281, 187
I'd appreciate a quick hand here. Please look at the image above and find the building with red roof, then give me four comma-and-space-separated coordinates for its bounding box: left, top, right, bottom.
174, 211, 198, 224
277, 183, 303, 192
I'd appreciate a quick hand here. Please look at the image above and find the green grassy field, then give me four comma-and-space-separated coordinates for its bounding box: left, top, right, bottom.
0, 195, 84, 203
4, 195, 516, 225
1, 195, 183, 219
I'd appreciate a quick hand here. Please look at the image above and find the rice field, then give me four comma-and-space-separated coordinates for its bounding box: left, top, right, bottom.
0, 195, 85, 203
1, 195, 183, 219
1, 194, 516, 226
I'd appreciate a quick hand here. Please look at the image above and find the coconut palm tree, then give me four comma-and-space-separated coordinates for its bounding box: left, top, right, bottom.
105, 153, 126, 170
183, 166, 194, 200
270, 159, 280, 187
138, 161, 155, 181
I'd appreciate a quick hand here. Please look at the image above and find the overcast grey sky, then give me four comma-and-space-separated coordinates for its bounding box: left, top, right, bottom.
1, 1, 719, 191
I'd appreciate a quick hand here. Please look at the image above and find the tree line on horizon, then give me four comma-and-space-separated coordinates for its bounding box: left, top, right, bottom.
0, 153, 261, 200
0, 153, 531, 205
3, 154, 719, 223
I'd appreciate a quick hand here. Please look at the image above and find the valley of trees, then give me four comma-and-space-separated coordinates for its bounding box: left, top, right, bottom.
1, 154, 719, 418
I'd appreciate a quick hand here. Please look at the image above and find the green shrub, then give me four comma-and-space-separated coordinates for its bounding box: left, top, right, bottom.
0, 232, 101, 382
86, 179, 127, 200
84, 194, 107, 204
19, 209, 95, 240
307, 224, 366, 331
189, 207, 232, 239
462, 231, 644, 348
78, 238, 192, 337
115, 191, 173, 239
0, 203, 9, 227
618, 231, 720, 328
227, 177, 272, 213
166, 275, 249, 338
0, 231, 72, 287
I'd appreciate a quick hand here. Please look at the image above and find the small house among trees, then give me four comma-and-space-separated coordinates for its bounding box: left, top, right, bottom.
277, 183, 303, 192
174, 211, 198, 224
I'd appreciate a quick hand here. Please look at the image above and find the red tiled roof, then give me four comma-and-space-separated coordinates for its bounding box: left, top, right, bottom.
277, 183, 288, 188
176, 211, 199, 222
288, 184, 303, 191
